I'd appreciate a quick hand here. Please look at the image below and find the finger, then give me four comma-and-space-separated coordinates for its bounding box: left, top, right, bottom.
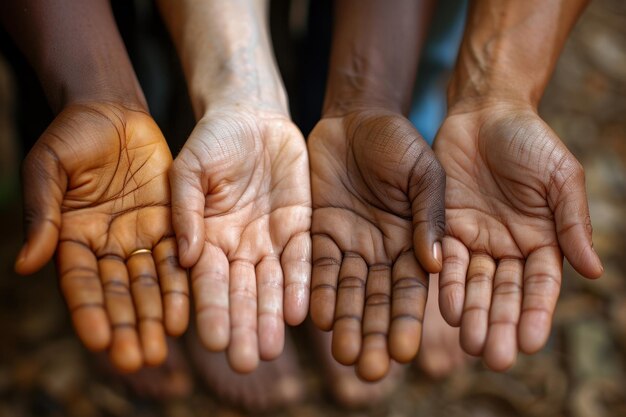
99, 255, 142, 373
192, 243, 230, 351
439, 236, 469, 326
409, 154, 445, 274
228, 259, 259, 373
550, 162, 603, 279
389, 251, 428, 363
108, 328, 143, 374
169, 153, 205, 268
357, 263, 391, 382
257, 256, 285, 360
15, 146, 67, 275
282, 232, 312, 326
127, 251, 167, 366
153, 237, 190, 336
483, 258, 523, 371
460, 254, 496, 356
332, 252, 367, 366
57, 240, 110, 351
519, 246, 562, 354
310, 234, 342, 331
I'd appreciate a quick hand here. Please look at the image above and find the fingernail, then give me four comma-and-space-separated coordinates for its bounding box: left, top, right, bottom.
433, 241, 442, 265
178, 237, 188, 256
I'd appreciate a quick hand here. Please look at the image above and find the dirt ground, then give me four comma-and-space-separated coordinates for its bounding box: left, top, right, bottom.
1, 1, 625, 416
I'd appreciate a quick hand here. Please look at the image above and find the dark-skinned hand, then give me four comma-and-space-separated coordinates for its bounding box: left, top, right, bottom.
309, 109, 445, 381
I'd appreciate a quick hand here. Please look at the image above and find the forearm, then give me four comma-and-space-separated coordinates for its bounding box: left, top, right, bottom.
323, 0, 434, 117
158, 0, 288, 119
1, 0, 145, 113
449, 0, 589, 110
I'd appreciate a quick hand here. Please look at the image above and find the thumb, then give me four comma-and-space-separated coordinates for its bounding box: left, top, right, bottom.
549, 158, 603, 279
409, 153, 446, 274
169, 152, 206, 268
15, 145, 67, 275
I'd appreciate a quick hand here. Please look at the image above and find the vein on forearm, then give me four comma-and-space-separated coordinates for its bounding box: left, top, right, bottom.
158, 0, 288, 118
449, 0, 589, 108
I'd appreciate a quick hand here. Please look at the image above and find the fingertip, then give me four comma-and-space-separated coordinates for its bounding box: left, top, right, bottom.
258, 312, 285, 360
109, 329, 143, 374
518, 312, 551, 354
389, 319, 421, 363
413, 238, 443, 274
164, 311, 189, 338
75, 310, 111, 352
228, 335, 260, 374
460, 313, 487, 357
357, 346, 390, 382
483, 325, 517, 372
15, 222, 59, 275
14, 244, 30, 275
177, 234, 203, 268
140, 321, 168, 366
331, 321, 361, 366
583, 246, 604, 279
439, 288, 464, 327
163, 294, 190, 337
197, 316, 230, 352
284, 284, 309, 326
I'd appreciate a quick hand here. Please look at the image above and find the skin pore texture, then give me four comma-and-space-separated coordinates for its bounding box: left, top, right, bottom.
309, 0, 446, 382
435, 0, 603, 371
3, 0, 189, 373
158, 0, 311, 376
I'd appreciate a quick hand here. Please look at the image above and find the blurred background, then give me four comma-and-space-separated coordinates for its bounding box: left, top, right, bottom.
0, 0, 625, 416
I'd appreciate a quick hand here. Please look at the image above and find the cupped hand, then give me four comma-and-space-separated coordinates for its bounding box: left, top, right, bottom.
15, 102, 189, 373
308, 109, 445, 381
169, 108, 311, 373
434, 102, 603, 371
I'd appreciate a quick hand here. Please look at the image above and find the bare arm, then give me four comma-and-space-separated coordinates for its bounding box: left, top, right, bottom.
1, 0, 145, 112
157, 0, 287, 118
324, 0, 434, 116
449, 0, 589, 109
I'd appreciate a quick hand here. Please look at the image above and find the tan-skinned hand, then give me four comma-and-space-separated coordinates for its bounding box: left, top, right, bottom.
434, 102, 603, 371
15, 102, 189, 373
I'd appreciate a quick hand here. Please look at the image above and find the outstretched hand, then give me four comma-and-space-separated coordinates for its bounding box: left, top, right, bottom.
434, 103, 603, 371
308, 109, 445, 381
169, 108, 311, 373
16, 102, 189, 373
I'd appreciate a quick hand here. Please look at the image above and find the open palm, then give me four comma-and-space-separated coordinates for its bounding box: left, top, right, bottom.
170, 109, 311, 373
309, 109, 445, 381
434, 103, 603, 371
16, 102, 189, 373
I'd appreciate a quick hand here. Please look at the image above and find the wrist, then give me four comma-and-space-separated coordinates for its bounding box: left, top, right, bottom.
40, 44, 146, 113
322, 71, 405, 118
445, 90, 536, 121
447, 45, 546, 113
55, 72, 147, 114
190, 75, 289, 121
